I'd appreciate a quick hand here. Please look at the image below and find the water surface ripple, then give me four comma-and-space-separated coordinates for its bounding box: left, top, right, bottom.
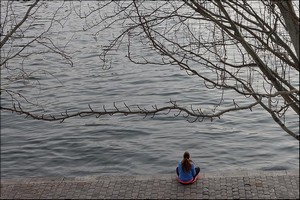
1, 2, 299, 178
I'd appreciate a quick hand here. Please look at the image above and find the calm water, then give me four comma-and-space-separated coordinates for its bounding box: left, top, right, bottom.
1, 1, 299, 179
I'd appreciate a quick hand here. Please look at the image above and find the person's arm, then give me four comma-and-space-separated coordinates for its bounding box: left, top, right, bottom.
191, 163, 196, 176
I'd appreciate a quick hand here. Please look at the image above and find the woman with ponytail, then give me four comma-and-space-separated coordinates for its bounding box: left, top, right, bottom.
176, 151, 200, 184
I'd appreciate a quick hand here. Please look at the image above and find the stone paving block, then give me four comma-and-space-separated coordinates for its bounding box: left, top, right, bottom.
1, 170, 299, 199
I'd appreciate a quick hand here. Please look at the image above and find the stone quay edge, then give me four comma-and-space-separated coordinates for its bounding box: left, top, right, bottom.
1, 169, 299, 199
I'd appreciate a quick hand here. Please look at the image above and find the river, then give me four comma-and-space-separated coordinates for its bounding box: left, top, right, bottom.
1, 1, 299, 178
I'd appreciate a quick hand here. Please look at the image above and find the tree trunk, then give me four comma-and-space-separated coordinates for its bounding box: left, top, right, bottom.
276, 0, 300, 59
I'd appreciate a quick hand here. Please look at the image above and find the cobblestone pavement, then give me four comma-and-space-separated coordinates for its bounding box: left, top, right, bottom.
1, 170, 299, 199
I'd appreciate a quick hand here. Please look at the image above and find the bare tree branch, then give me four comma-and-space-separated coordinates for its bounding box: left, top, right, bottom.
1, 1, 299, 140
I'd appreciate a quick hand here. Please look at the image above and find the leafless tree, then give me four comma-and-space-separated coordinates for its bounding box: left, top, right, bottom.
1, 1, 299, 140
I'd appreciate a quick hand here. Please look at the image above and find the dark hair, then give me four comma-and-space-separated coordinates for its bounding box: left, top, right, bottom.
181, 151, 191, 173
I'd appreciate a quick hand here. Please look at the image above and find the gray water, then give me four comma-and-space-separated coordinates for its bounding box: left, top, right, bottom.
1, 1, 299, 179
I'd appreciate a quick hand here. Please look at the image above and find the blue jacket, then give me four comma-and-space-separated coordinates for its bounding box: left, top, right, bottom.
177, 160, 196, 182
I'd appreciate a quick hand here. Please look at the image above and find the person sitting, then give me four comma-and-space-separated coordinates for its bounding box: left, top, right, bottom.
176, 151, 200, 184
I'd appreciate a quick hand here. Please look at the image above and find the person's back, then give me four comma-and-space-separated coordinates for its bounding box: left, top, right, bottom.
176, 151, 200, 184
